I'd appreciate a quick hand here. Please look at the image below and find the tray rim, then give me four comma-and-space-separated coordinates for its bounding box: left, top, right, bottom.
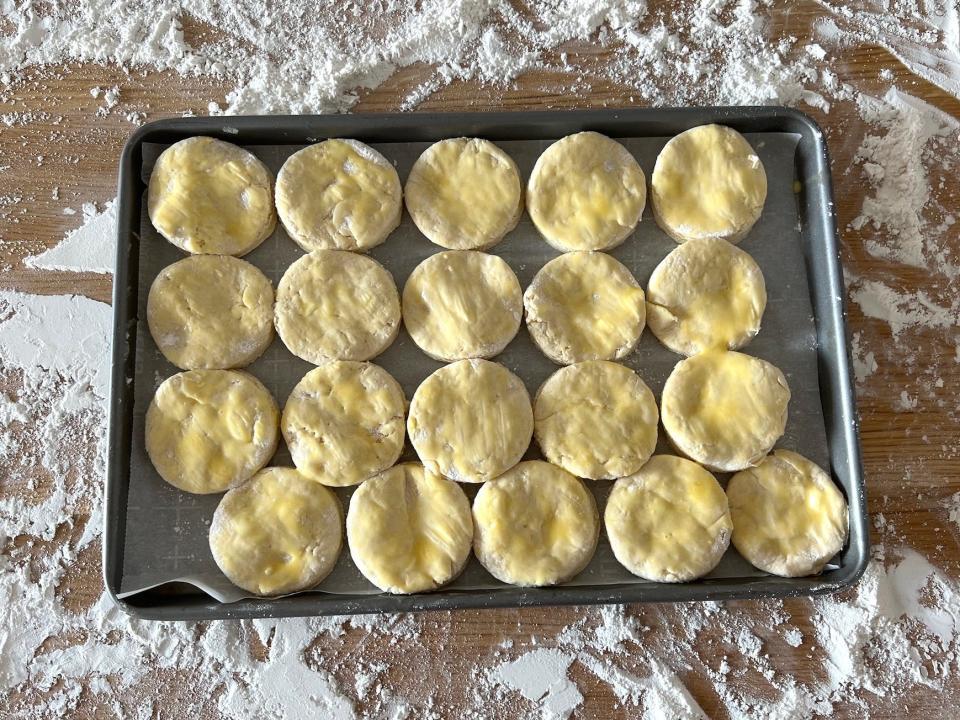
105, 106, 869, 622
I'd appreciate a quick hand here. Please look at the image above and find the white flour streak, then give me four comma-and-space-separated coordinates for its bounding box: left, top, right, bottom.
492, 648, 583, 720
579, 655, 707, 719
850, 331, 878, 386
25, 200, 117, 274
813, 547, 960, 701
849, 278, 958, 340
851, 88, 960, 268
0, 290, 111, 397
815, 0, 960, 100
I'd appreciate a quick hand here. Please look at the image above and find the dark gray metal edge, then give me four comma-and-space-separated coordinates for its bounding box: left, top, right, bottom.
116, 574, 854, 622
787, 108, 871, 591
103, 121, 153, 618
105, 107, 869, 621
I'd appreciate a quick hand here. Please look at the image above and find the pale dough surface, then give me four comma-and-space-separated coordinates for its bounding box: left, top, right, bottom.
534, 361, 658, 480
148, 136, 276, 255
405, 138, 522, 250
526, 131, 646, 251
605, 455, 732, 582
646, 237, 766, 356
147, 255, 274, 370
276, 139, 401, 252
145, 370, 279, 494
281, 361, 405, 487
651, 124, 767, 244
661, 349, 790, 472
209, 467, 343, 596
347, 463, 473, 594
524, 251, 646, 365
473, 460, 599, 586
402, 250, 522, 361
275, 250, 400, 364
728, 450, 848, 577
407, 359, 533, 483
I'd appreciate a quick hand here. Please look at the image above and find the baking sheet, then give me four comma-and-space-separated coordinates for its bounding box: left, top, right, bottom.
118, 131, 828, 603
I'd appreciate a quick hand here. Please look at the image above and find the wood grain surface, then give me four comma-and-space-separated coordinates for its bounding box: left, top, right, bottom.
1, 3, 959, 718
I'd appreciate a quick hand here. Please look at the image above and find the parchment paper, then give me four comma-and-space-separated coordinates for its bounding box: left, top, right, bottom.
118, 131, 830, 603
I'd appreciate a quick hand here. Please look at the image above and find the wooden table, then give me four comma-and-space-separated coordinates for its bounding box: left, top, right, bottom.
2, 4, 958, 717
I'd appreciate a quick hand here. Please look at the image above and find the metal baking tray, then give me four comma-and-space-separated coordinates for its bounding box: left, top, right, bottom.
105, 108, 868, 621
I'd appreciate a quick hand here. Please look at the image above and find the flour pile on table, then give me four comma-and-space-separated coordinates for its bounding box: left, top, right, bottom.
2, 0, 960, 717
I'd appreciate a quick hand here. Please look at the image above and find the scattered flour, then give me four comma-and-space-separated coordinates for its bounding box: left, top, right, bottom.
1, 0, 960, 717
815, 0, 960, 100
0, 0, 830, 115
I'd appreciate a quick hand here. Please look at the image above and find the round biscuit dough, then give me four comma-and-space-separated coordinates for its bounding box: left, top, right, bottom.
145, 370, 279, 494
275, 250, 400, 364
209, 467, 343, 596
281, 362, 405, 487
605, 455, 733, 582
524, 251, 646, 365
534, 361, 658, 480
148, 136, 276, 255
147, 255, 274, 370
405, 138, 522, 250
727, 450, 848, 577
276, 139, 402, 252
347, 463, 473, 594
407, 359, 533, 483
651, 124, 767, 244
402, 250, 522, 361
661, 349, 790, 473
473, 460, 599, 586
646, 237, 766, 356
527, 131, 646, 252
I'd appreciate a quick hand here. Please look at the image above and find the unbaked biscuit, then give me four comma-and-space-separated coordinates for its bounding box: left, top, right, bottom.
281, 362, 405, 487
527, 131, 646, 251
347, 463, 473, 594
407, 359, 533, 483
524, 251, 646, 365
727, 450, 848, 577
405, 138, 522, 250
209, 467, 342, 596
605, 455, 732, 582
147, 255, 274, 370
646, 237, 766, 356
473, 460, 599, 586
534, 361, 658, 480
660, 349, 790, 473
276, 139, 402, 252
402, 250, 522, 361
145, 370, 279, 494
148, 136, 276, 255
651, 124, 767, 244
274, 250, 400, 364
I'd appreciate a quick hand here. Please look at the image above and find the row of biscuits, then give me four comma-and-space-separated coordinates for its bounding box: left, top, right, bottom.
146, 350, 785, 493
147, 238, 765, 372
147, 125, 764, 259
209, 450, 847, 597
